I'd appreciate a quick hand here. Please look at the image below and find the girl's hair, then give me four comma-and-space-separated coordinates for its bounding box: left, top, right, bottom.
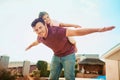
31, 18, 45, 27
39, 11, 48, 18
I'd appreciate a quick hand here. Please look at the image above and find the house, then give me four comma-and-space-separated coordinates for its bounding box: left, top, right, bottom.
103, 43, 120, 80
76, 54, 105, 78
75, 54, 99, 70
79, 58, 105, 75
8, 61, 37, 76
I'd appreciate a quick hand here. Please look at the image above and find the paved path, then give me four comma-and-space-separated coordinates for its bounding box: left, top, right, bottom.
40, 77, 100, 80
59, 78, 100, 80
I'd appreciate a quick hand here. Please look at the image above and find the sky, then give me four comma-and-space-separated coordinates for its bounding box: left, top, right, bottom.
0, 0, 120, 63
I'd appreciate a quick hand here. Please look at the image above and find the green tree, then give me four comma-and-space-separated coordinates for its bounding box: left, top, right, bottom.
36, 60, 48, 77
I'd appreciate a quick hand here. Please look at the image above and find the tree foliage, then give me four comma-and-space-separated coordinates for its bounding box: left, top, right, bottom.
36, 60, 48, 77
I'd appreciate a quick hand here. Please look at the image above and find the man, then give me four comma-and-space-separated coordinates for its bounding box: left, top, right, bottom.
25, 18, 115, 80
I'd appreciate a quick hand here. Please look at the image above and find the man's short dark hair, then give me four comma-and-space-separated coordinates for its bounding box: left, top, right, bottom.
31, 18, 45, 27
39, 11, 48, 18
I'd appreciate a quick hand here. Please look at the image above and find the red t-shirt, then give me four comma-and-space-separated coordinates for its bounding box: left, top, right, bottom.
37, 26, 76, 57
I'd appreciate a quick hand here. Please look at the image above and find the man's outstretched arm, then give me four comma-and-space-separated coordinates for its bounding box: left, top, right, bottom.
25, 40, 39, 51
66, 26, 115, 36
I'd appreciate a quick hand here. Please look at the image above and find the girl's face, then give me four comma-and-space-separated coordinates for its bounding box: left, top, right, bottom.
42, 14, 51, 25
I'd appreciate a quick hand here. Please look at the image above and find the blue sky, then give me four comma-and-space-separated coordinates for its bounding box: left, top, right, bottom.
0, 0, 120, 63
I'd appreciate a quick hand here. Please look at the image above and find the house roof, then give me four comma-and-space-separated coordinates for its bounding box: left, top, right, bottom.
79, 58, 105, 65
8, 61, 24, 68
8, 61, 36, 68
76, 54, 99, 59
102, 43, 120, 60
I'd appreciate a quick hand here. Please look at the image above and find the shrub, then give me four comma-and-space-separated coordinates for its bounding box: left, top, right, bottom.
36, 60, 48, 77
0, 68, 16, 80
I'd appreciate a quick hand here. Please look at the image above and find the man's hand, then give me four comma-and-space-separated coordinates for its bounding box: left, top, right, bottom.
99, 26, 115, 32
25, 41, 39, 51
25, 45, 32, 51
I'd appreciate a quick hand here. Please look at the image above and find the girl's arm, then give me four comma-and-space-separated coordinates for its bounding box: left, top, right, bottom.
59, 23, 82, 28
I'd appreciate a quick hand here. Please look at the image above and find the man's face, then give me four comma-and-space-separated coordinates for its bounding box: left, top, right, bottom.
33, 22, 48, 38
42, 14, 51, 25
